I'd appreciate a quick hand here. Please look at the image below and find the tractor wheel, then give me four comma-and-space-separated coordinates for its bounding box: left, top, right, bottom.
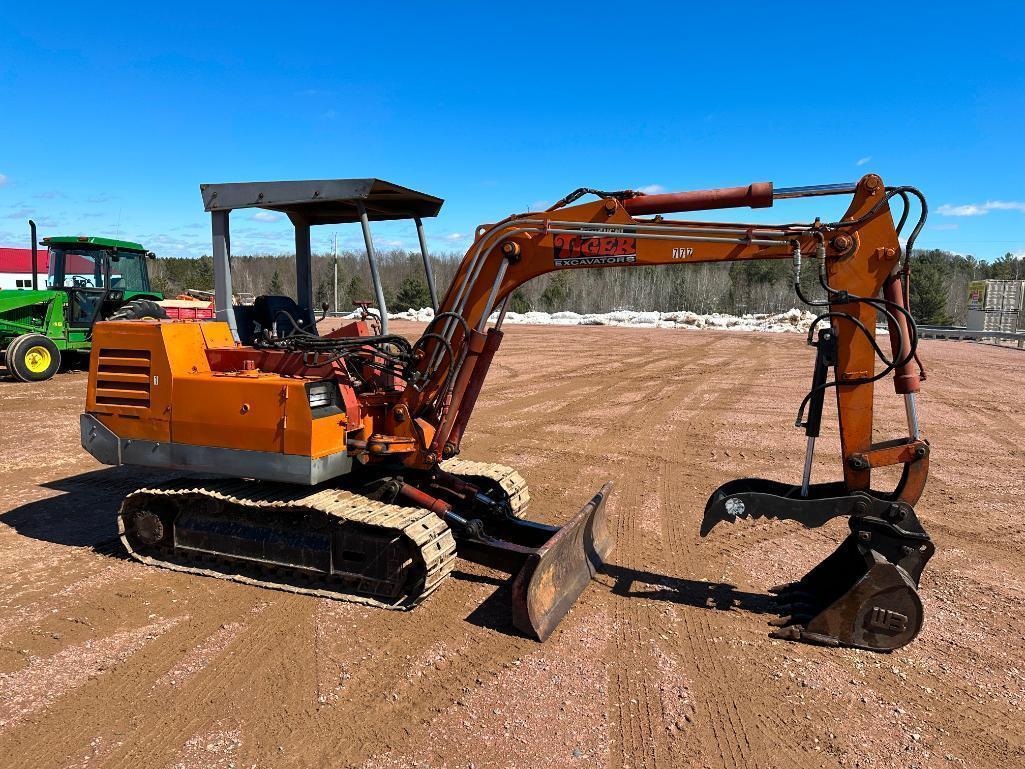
107, 299, 168, 321
5, 334, 62, 382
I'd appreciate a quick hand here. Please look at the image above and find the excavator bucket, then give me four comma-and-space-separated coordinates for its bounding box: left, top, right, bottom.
701, 479, 934, 652
768, 517, 935, 651
510, 482, 614, 641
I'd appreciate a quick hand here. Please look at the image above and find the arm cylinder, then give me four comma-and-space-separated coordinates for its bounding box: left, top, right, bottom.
622, 182, 773, 216
883, 274, 920, 395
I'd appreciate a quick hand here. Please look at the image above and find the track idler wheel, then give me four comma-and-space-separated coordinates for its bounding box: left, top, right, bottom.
769, 511, 934, 652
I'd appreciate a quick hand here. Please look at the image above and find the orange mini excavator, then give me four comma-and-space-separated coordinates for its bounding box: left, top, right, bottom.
81, 174, 932, 649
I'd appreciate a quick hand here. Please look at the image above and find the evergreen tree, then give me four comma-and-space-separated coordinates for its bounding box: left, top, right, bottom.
509, 289, 531, 314
346, 275, 367, 306
908, 251, 952, 324
268, 269, 284, 295
193, 255, 214, 290
392, 276, 432, 311
540, 271, 570, 310
315, 276, 331, 307
990, 252, 1023, 280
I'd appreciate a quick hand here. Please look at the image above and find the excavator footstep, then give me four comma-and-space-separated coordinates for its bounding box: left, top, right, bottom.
509, 482, 614, 642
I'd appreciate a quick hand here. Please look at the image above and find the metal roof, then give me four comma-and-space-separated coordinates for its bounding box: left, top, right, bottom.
42, 235, 148, 252
0, 247, 50, 273
199, 178, 444, 224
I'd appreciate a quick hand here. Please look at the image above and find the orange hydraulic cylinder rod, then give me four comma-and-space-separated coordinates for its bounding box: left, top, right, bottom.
883, 274, 920, 395
398, 483, 451, 515
622, 182, 773, 216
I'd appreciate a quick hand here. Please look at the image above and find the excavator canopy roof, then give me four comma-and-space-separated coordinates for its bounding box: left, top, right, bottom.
199, 178, 444, 224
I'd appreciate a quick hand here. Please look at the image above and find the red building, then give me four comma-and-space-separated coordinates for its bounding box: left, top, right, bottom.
0, 247, 50, 290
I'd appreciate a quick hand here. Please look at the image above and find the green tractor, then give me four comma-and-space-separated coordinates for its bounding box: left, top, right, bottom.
0, 221, 165, 382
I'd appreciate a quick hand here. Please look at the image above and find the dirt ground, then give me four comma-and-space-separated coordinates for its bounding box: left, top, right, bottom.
0, 322, 1023, 769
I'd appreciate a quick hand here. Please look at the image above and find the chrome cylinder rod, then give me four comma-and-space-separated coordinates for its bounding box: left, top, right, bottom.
800, 436, 816, 497
774, 183, 858, 200
905, 393, 921, 440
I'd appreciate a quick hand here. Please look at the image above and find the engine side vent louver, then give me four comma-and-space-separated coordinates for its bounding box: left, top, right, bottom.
95, 348, 152, 408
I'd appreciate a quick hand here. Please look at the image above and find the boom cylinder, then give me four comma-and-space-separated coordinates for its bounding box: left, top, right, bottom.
446, 328, 504, 452
622, 182, 773, 216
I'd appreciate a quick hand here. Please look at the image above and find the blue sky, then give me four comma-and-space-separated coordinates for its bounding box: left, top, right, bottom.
1, 2, 1022, 261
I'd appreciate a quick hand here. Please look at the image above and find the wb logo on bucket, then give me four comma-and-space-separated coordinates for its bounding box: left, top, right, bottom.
867, 606, 909, 633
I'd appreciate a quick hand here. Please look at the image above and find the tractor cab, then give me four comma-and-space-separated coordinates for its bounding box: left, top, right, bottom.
1, 227, 162, 382
43, 236, 156, 328
198, 178, 443, 343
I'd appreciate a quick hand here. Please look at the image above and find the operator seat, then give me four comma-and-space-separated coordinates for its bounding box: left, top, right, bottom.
238, 295, 317, 344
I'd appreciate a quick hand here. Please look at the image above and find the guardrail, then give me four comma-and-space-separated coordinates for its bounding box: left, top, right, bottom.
918, 325, 1025, 348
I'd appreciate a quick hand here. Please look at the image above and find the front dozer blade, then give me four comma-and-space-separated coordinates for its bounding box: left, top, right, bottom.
510, 482, 614, 641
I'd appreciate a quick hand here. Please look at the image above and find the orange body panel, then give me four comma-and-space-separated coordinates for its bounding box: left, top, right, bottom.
87, 320, 347, 460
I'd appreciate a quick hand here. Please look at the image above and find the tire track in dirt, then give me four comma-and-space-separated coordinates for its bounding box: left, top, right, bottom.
303, 575, 541, 768
100, 595, 312, 769
583, 332, 828, 769
4, 328, 1025, 768
549, 333, 784, 769
0, 583, 278, 769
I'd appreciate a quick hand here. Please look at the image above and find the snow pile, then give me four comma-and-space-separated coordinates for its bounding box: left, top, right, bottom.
495, 307, 818, 333
348, 306, 819, 333
343, 307, 435, 322
383, 307, 437, 322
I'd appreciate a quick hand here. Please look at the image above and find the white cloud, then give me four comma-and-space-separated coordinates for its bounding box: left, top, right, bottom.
443, 232, 465, 241
251, 211, 282, 222
637, 184, 667, 195
937, 200, 1025, 216
0, 174, 8, 187
856, 156, 871, 166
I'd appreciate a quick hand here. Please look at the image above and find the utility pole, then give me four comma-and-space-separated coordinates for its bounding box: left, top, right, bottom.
333, 232, 338, 313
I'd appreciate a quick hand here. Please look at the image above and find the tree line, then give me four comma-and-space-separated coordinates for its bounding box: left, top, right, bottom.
148, 247, 1020, 325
